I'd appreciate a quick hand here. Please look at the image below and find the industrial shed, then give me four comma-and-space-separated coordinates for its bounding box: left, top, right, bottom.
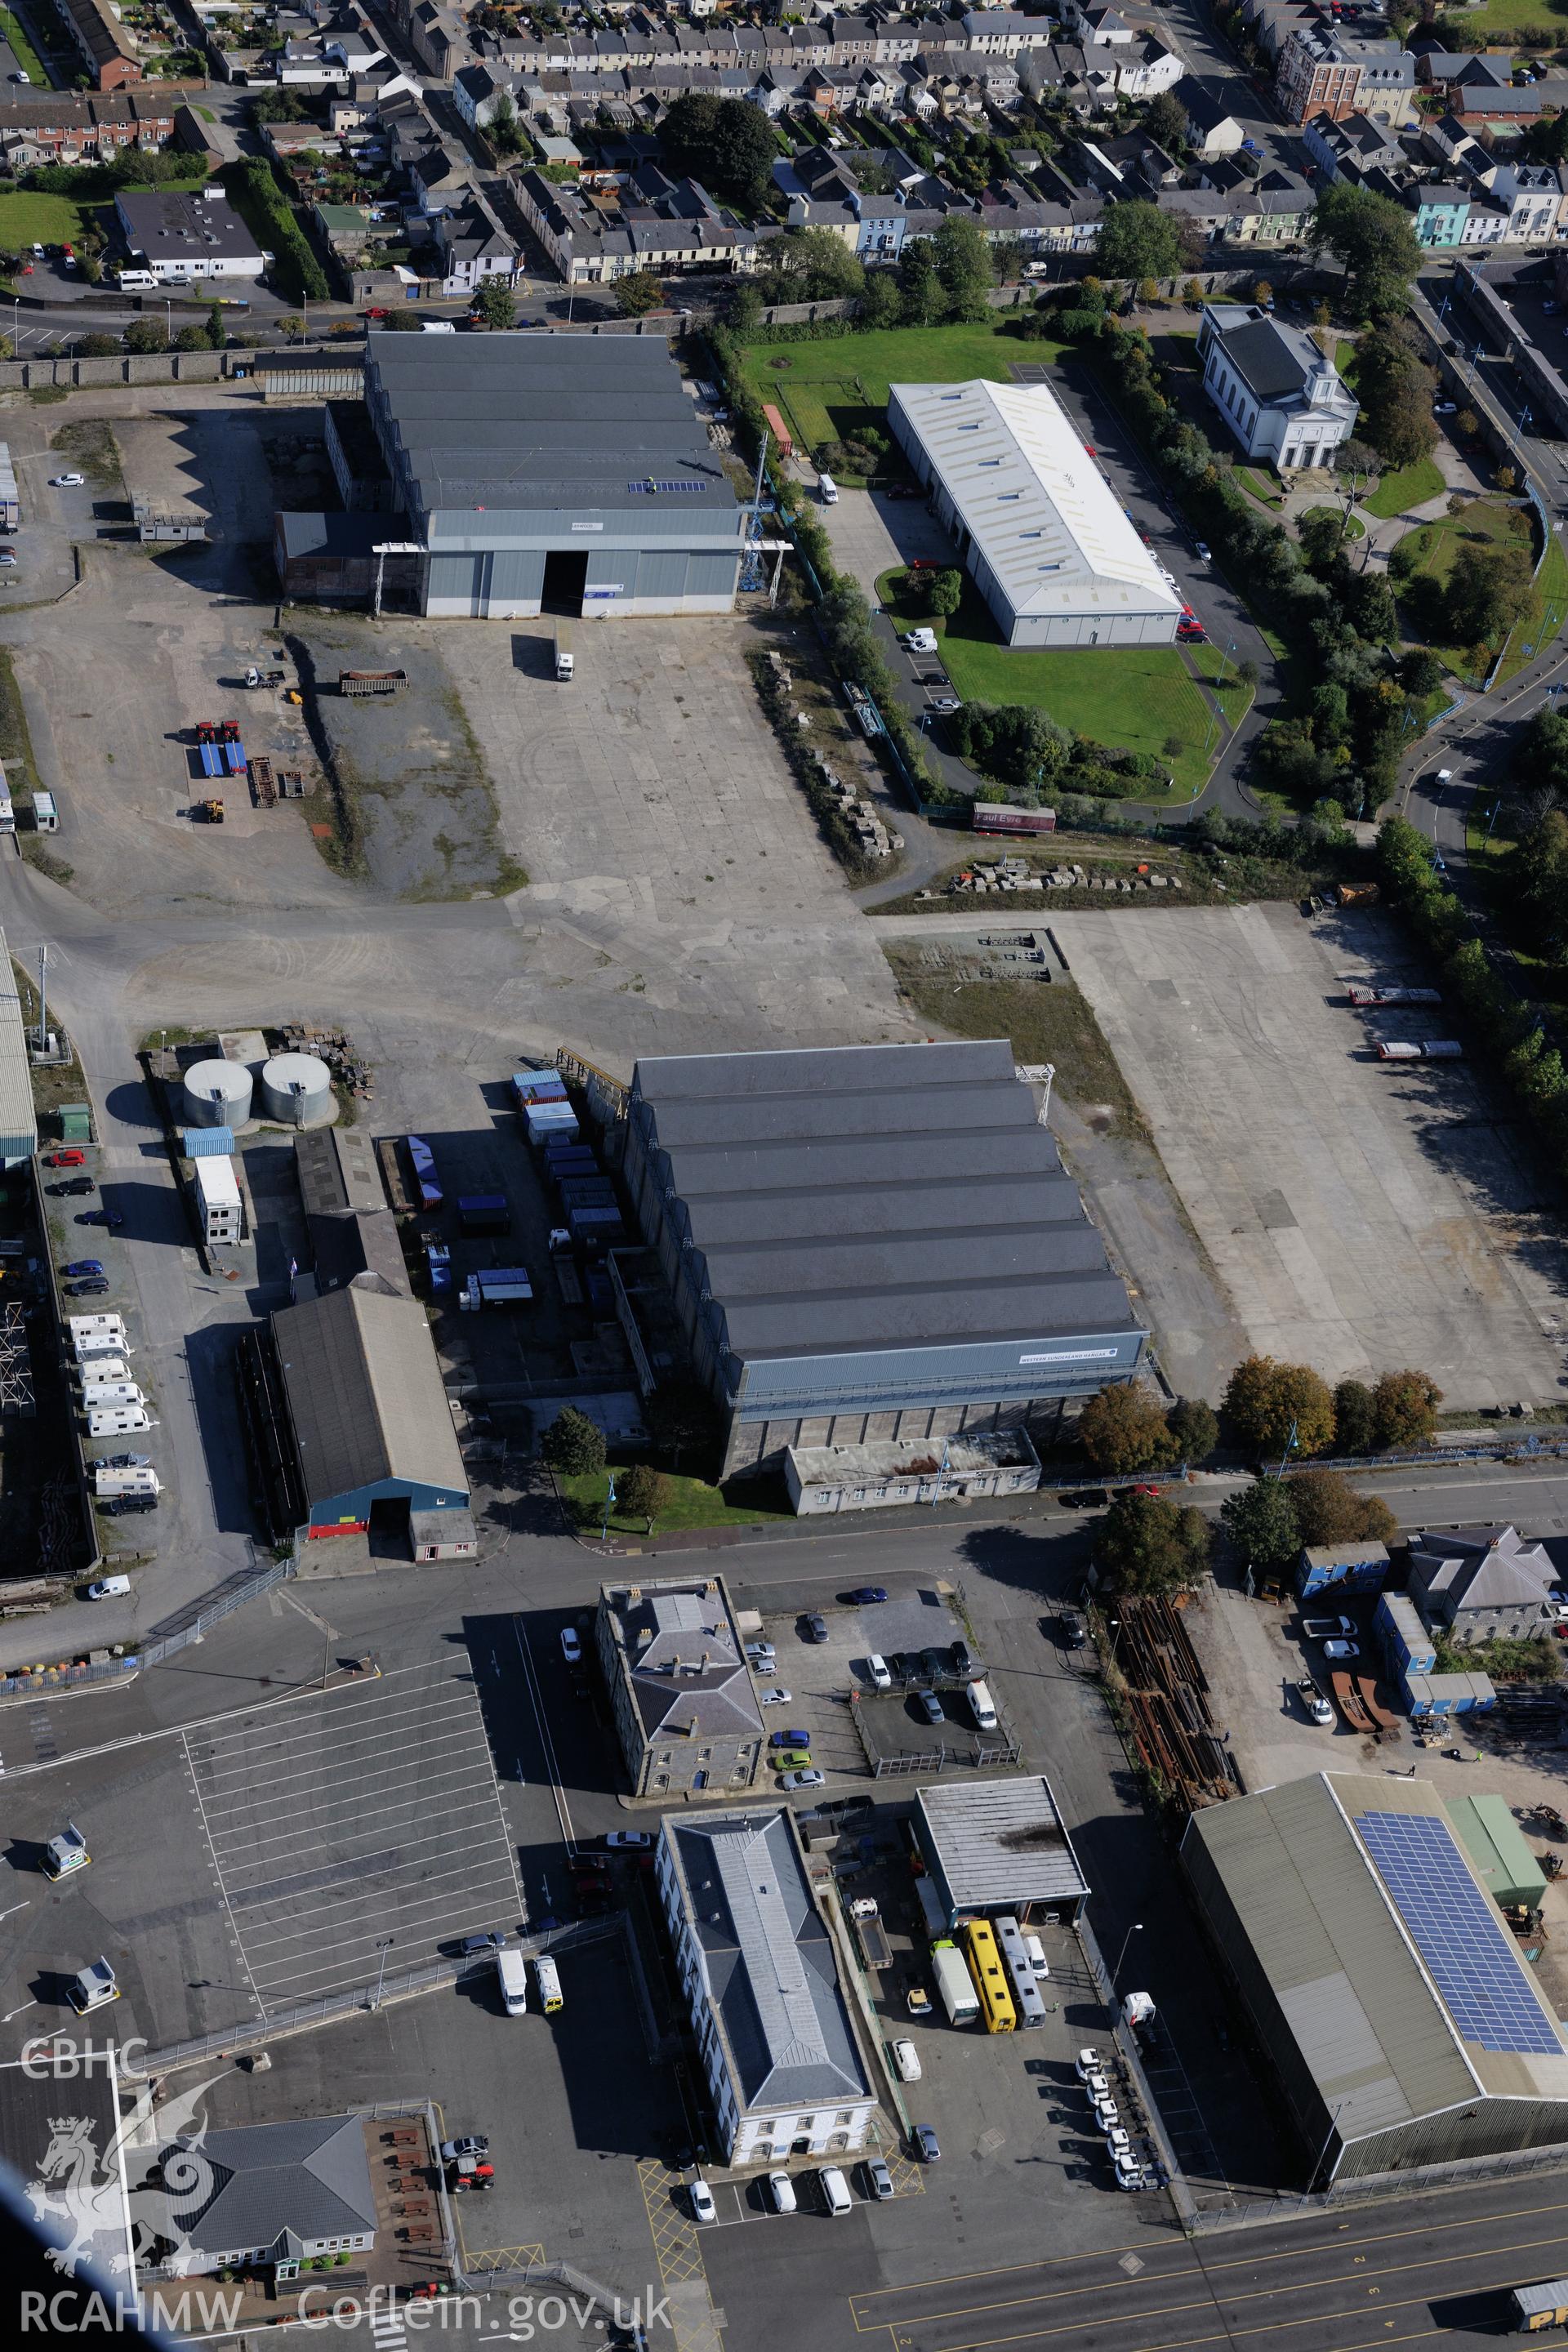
621, 1040, 1146, 1477
887, 377, 1183, 648
915, 1776, 1089, 1928
270, 1278, 468, 1541
358, 332, 746, 621
1182, 1772, 1568, 2185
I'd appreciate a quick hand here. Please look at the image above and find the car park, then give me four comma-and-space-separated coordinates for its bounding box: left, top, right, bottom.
950, 1637, 975, 1675
604, 1830, 651, 1851
864, 2156, 894, 2201
559, 1627, 581, 1664
768, 1728, 812, 1749
916, 1689, 945, 1724
773, 1748, 812, 1769
865, 1654, 892, 1690
44, 1150, 86, 1167
911, 2126, 941, 2163
929, 693, 961, 714
1324, 1638, 1361, 1659
759, 1686, 792, 1704
68, 1279, 109, 1297
782, 1767, 825, 1789
689, 2180, 716, 2224
889, 2038, 922, 2082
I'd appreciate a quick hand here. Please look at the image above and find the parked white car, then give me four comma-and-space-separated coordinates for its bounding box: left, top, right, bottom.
689, 2180, 716, 2225
906, 627, 938, 654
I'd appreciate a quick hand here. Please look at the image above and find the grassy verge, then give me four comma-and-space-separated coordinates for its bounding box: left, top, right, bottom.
1398, 497, 1532, 683
1364, 457, 1444, 520
1497, 523, 1568, 687
1236, 466, 1282, 510
556, 1465, 791, 1535
0, 6, 47, 83
875, 568, 1223, 802
11, 956, 85, 1125
883, 944, 1150, 1139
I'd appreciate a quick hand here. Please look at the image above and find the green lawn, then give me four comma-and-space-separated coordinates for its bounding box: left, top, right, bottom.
877, 564, 1232, 798
1236, 466, 1282, 510
1364, 457, 1445, 519
740, 320, 1061, 454
1441, 0, 1568, 36
1498, 522, 1568, 686
556, 1465, 791, 1536
1399, 496, 1536, 682
0, 178, 207, 256
0, 7, 46, 85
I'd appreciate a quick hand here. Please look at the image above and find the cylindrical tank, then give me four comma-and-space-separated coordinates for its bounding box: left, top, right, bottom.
183, 1058, 252, 1128
261, 1050, 332, 1126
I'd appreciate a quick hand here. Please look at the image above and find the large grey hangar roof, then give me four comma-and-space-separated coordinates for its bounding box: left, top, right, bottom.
629, 1040, 1139, 1362
665, 1809, 871, 2117
271, 1279, 467, 1508
366, 332, 737, 519
1183, 1773, 1568, 2149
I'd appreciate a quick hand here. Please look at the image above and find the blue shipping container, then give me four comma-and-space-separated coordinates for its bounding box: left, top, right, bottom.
1297, 1541, 1392, 1599
1376, 1592, 1436, 1676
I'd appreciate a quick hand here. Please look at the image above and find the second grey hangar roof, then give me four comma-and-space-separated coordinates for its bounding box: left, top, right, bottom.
366, 331, 737, 518
630, 1041, 1138, 1362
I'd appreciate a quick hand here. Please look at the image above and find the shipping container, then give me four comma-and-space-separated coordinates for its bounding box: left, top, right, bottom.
1296, 1541, 1390, 1599
973, 805, 1057, 836
528, 1107, 579, 1147
407, 1134, 443, 1209
460, 1267, 534, 1312
1377, 1592, 1436, 1676
457, 1192, 511, 1236
761, 402, 794, 461
513, 1071, 568, 1108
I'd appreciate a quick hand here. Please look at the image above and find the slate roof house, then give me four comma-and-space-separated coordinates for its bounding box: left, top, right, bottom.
147, 2117, 376, 2278
655, 1807, 877, 2164
1408, 1524, 1561, 1643
1197, 301, 1357, 470
597, 1575, 765, 1797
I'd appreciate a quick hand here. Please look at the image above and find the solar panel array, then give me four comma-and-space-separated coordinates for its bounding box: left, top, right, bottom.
628, 479, 707, 495
1358, 1811, 1564, 2056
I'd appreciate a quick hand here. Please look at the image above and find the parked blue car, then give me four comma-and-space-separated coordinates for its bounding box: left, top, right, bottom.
62, 1259, 105, 1279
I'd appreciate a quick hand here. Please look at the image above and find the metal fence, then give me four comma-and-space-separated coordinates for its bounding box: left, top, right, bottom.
129, 1917, 620, 2078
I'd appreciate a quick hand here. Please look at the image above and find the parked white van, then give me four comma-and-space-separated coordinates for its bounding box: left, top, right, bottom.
86, 1575, 131, 1601
967, 1677, 998, 1731
818, 472, 839, 504
819, 2167, 853, 2216
497, 1947, 528, 2016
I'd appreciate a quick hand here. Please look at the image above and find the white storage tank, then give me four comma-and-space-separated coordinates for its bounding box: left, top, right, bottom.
261, 1050, 332, 1126
183, 1058, 252, 1128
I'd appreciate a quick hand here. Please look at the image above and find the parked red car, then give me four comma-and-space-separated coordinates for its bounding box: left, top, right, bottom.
44, 1149, 86, 1168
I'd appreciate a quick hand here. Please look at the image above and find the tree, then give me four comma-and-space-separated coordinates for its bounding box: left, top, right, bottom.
727, 279, 764, 336
932, 214, 993, 323
1096, 198, 1179, 283
1221, 1355, 1336, 1459
488, 91, 524, 157
926, 568, 964, 618
124, 318, 167, 354
858, 270, 902, 327
617, 1462, 671, 1531
759, 225, 864, 304
1399, 646, 1445, 697
1137, 275, 1160, 310
1095, 1488, 1210, 1596
1298, 505, 1348, 572
1288, 1468, 1397, 1548
645, 1380, 719, 1473
898, 236, 945, 326
1166, 1396, 1219, 1465
75, 332, 120, 357
613, 270, 666, 317
1332, 1377, 1377, 1454
660, 93, 775, 207
1310, 181, 1422, 320
1370, 1367, 1443, 1449
1446, 540, 1534, 648
205, 301, 225, 350
1355, 318, 1437, 468
1219, 1476, 1301, 1573
1181, 277, 1205, 306
171, 323, 207, 351
471, 277, 516, 331
1455, 408, 1479, 440
1077, 1383, 1178, 1475
1143, 90, 1190, 154
1252, 278, 1273, 308
541, 1405, 606, 1478
277, 313, 304, 342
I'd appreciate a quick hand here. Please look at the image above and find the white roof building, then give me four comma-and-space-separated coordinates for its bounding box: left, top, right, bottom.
887, 376, 1183, 647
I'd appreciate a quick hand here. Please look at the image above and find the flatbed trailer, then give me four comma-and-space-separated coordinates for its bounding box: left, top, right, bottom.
250, 755, 275, 807
340, 669, 408, 697
376, 1134, 414, 1218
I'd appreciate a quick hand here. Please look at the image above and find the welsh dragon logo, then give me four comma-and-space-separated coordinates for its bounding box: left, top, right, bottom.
26, 2069, 223, 2283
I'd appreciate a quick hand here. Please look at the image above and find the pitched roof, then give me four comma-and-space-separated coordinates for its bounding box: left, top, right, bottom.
271, 1281, 467, 1505
610, 1581, 764, 1742
171, 2116, 376, 2259
666, 1811, 871, 2115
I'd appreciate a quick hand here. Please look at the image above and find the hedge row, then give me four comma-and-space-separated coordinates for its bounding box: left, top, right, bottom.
221, 158, 328, 306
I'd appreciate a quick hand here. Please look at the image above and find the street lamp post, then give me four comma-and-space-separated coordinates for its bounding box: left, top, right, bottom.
371, 1936, 394, 2010
601, 1470, 617, 1544
1111, 1922, 1144, 1990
